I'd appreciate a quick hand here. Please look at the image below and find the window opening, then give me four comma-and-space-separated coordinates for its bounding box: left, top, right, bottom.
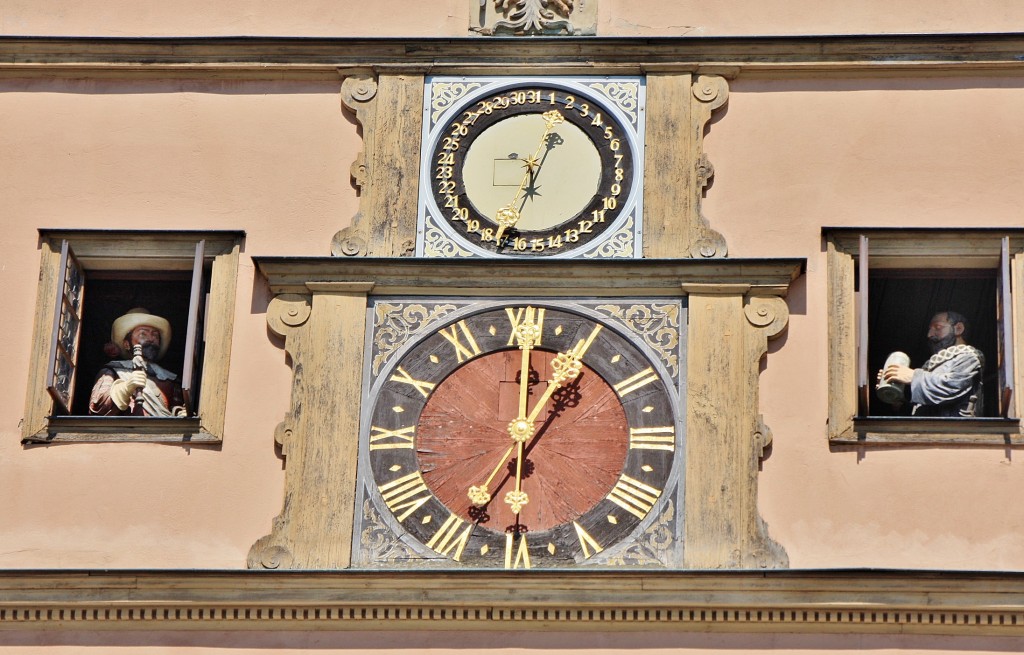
69, 274, 206, 416
855, 235, 1013, 419
864, 270, 998, 417
25, 230, 242, 443
46, 240, 210, 419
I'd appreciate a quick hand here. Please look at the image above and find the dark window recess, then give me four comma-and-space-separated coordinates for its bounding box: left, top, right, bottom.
856, 236, 1014, 418
47, 240, 209, 417
865, 271, 998, 417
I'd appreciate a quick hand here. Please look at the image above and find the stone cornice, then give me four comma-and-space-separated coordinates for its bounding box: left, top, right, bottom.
2, 34, 1024, 79
1, 570, 1023, 634
253, 256, 804, 297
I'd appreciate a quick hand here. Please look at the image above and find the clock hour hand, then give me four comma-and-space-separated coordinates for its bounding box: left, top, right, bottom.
467, 443, 516, 507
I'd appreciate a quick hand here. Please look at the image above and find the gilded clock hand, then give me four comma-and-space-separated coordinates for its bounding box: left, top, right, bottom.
523, 325, 602, 425
505, 323, 602, 514
504, 308, 543, 514
518, 132, 563, 209
467, 317, 602, 513
493, 110, 565, 244
468, 308, 541, 509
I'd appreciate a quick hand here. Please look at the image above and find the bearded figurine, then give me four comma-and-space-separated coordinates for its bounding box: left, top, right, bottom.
88, 308, 186, 417
877, 310, 984, 417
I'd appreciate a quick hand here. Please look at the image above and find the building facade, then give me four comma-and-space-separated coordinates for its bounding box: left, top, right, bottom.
3, 1, 1024, 652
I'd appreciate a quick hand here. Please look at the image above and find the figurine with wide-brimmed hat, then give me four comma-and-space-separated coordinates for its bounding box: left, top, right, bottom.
89, 307, 186, 417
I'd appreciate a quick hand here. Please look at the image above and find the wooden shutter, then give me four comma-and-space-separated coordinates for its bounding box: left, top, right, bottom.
857, 234, 869, 416
181, 240, 206, 415
999, 236, 1015, 418
45, 240, 85, 414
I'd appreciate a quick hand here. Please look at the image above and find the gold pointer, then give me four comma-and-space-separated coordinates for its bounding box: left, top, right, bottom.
505, 325, 602, 514
468, 307, 541, 508
493, 110, 565, 244
503, 309, 539, 514
467, 320, 604, 512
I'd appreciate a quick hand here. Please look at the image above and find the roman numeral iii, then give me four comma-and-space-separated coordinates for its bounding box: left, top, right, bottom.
628, 426, 675, 451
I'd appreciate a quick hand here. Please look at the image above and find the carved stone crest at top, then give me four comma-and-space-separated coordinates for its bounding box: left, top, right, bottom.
470, 0, 598, 35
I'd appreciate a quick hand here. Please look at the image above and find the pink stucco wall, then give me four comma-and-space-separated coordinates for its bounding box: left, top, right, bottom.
709, 76, 1024, 569
0, 79, 351, 567
1, 0, 1024, 36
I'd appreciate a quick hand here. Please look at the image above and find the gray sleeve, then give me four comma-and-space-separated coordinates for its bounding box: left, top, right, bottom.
910, 354, 982, 407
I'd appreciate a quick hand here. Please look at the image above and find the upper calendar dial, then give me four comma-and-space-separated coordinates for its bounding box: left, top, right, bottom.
421, 79, 644, 258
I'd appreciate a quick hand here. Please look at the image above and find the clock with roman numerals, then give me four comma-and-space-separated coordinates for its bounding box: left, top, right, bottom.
354, 299, 683, 569
417, 77, 645, 259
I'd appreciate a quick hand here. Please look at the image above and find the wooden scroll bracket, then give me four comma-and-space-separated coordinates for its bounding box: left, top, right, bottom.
247, 288, 370, 570
682, 285, 790, 569
643, 74, 729, 260
332, 73, 422, 258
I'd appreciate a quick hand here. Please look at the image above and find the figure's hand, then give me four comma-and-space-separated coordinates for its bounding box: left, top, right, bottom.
881, 364, 914, 385
109, 371, 147, 410
125, 370, 148, 392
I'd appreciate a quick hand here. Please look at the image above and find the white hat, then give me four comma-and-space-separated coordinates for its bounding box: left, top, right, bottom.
111, 308, 171, 359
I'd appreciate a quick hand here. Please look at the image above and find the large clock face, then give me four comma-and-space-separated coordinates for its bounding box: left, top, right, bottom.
363, 303, 679, 568
420, 78, 644, 258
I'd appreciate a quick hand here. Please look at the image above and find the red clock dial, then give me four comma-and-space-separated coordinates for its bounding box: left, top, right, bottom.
417, 349, 629, 533
363, 303, 679, 568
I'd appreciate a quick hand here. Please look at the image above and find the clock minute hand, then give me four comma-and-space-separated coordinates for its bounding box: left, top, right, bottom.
467, 308, 541, 509
503, 308, 541, 514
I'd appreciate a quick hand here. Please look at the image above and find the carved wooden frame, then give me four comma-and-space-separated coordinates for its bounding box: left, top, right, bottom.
248, 257, 801, 570
332, 71, 728, 261
826, 228, 1024, 445
22, 230, 244, 443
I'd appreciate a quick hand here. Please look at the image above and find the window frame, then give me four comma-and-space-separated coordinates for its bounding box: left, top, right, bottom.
826, 228, 1024, 445
22, 230, 244, 444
